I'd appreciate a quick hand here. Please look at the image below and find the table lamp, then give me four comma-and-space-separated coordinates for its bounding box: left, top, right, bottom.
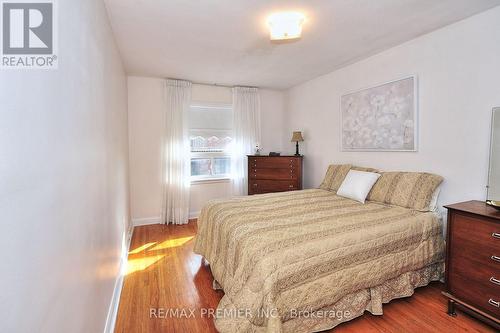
291, 131, 304, 156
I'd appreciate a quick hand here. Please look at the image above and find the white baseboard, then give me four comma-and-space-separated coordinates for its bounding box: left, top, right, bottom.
103, 225, 134, 333
132, 216, 161, 226
189, 211, 200, 219
133, 215, 199, 224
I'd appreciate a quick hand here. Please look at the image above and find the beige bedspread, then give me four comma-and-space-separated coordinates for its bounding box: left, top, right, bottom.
193, 189, 445, 332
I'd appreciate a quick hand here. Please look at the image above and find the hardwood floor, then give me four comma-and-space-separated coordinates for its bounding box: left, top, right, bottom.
114, 221, 494, 333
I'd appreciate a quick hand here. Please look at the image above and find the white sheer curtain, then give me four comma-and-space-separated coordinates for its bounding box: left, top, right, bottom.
231, 87, 261, 196
160, 79, 191, 225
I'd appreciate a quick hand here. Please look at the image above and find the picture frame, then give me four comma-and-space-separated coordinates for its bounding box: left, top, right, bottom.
340, 75, 418, 152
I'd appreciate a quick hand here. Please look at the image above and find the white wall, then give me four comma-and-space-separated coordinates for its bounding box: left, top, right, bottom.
0, 1, 129, 332
127, 77, 164, 221
284, 6, 500, 208
189, 179, 233, 218
127, 77, 286, 221
260, 89, 286, 154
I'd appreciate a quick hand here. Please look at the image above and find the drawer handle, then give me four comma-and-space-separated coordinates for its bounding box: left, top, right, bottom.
488, 299, 500, 308
490, 277, 500, 286
492, 255, 500, 263
253, 183, 258, 187
493, 232, 500, 239
289, 185, 294, 188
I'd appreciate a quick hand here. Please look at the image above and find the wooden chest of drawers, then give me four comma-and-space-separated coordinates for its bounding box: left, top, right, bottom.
443, 201, 500, 329
247, 155, 303, 195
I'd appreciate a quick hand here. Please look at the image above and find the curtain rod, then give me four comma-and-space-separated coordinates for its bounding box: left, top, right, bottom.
193, 82, 259, 89
166, 77, 258, 89
195, 82, 235, 88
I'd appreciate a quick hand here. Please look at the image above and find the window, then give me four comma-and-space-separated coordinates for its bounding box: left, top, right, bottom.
189, 104, 233, 181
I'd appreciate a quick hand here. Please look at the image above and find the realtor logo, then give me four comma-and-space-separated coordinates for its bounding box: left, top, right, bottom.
1, 0, 57, 69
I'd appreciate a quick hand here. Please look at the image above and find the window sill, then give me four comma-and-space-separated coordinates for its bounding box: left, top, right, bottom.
190, 177, 231, 185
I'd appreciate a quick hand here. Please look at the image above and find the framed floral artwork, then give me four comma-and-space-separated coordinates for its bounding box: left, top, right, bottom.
341, 76, 417, 151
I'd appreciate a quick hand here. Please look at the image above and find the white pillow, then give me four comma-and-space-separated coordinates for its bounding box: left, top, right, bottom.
337, 170, 381, 203
427, 187, 441, 212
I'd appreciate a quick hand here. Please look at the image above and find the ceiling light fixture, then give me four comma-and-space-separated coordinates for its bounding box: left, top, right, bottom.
267, 12, 305, 41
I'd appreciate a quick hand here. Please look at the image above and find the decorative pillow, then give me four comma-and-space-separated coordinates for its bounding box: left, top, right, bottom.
427, 187, 441, 212
367, 172, 444, 211
319, 164, 352, 192
337, 170, 381, 203
352, 166, 380, 173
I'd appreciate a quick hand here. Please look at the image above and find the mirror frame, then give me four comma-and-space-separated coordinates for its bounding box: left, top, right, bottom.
486, 107, 500, 209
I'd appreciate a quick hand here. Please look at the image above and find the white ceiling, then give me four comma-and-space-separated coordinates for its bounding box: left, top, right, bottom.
104, 0, 500, 89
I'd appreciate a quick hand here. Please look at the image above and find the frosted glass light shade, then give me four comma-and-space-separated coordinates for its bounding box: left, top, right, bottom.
267, 12, 305, 41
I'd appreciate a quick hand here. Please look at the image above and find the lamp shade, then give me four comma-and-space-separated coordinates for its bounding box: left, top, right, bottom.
291, 131, 304, 142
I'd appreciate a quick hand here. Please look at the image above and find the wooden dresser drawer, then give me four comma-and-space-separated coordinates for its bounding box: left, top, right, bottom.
249, 180, 298, 194
449, 272, 500, 318
449, 252, 500, 318
248, 157, 298, 169
449, 250, 500, 289
452, 212, 499, 251
249, 168, 298, 180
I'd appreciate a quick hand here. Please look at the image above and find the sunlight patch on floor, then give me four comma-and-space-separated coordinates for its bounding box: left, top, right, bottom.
126, 255, 165, 274
149, 236, 194, 251
129, 242, 157, 254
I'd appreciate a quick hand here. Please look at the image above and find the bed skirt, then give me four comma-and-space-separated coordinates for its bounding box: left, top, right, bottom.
212, 262, 444, 333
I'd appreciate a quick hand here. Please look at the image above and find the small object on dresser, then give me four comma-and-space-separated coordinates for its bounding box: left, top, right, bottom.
487, 200, 500, 210
269, 152, 281, 156
443, 200, 500, 330
255, 143, 261, 155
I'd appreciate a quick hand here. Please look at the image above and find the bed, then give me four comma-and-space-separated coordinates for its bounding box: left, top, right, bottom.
193, 167, 445, 333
